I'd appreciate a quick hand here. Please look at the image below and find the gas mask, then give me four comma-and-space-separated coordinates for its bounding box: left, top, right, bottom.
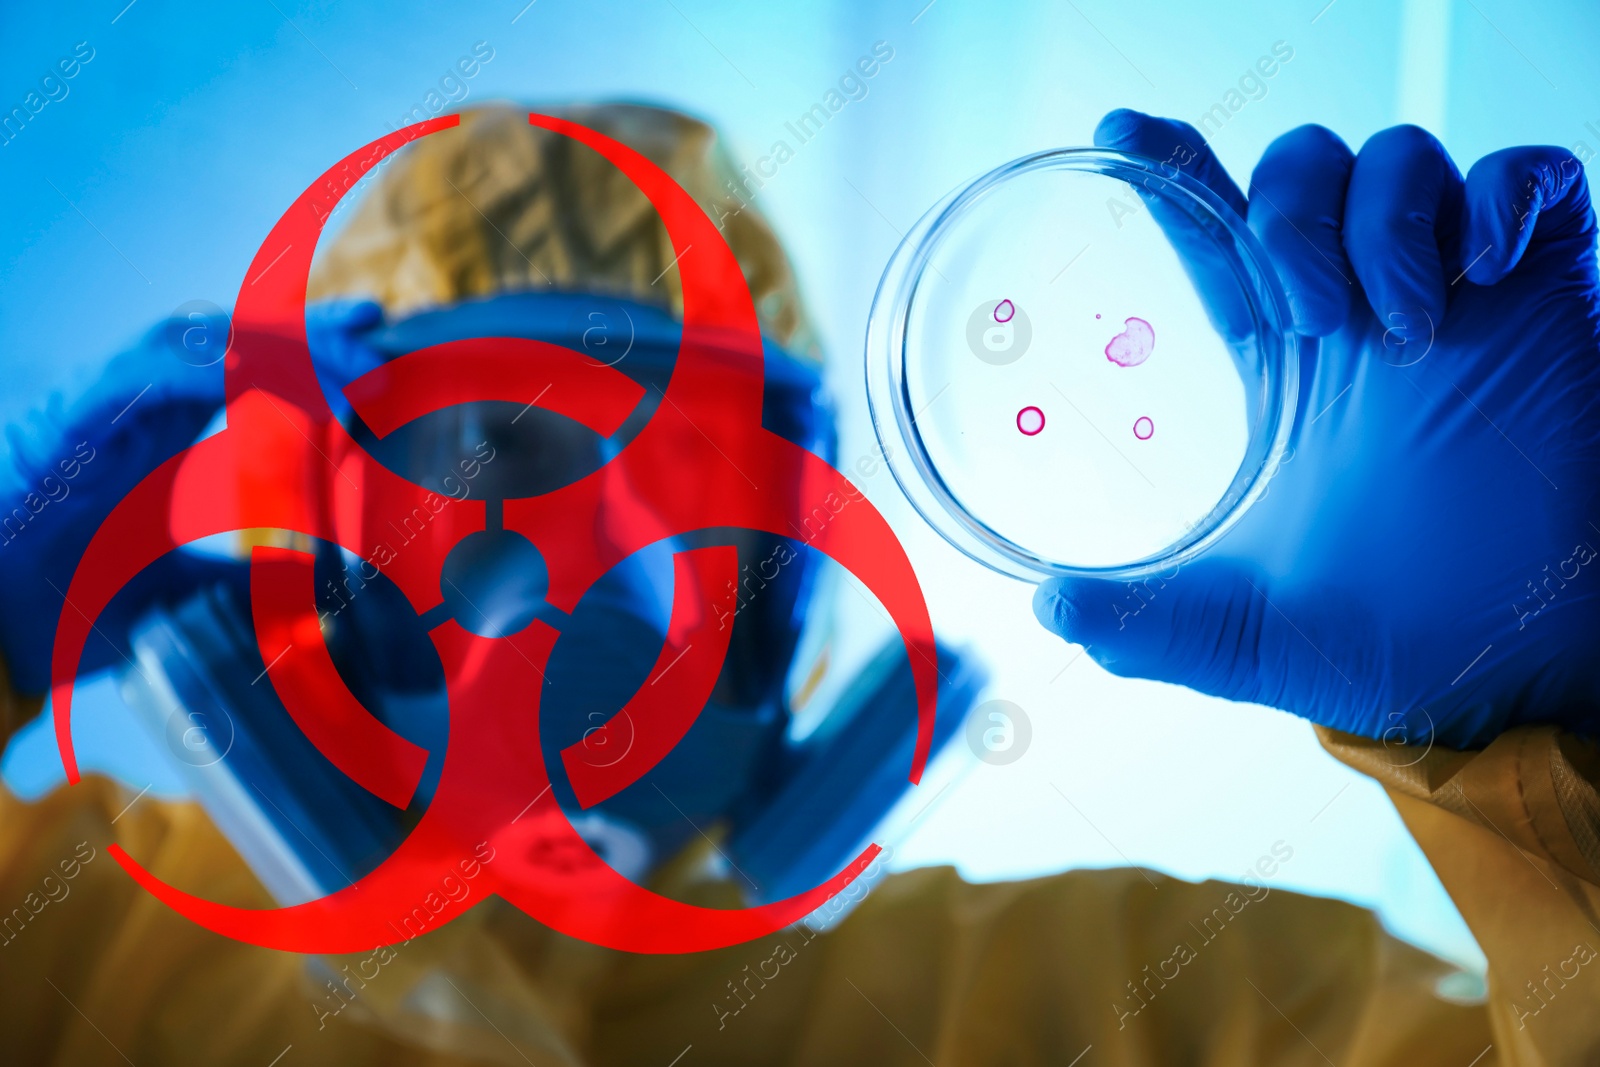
121, 292, 984, 908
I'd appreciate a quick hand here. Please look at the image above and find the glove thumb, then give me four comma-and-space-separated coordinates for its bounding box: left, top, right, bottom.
1033, 558, 1305, 706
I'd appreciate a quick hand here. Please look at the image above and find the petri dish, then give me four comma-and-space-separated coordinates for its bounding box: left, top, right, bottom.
865, 149, 1298, 580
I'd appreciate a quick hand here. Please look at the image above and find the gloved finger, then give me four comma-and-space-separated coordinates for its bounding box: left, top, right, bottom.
1094, 109, 1255, 345
305, 299, 386, 380
69, 301, 379, 436
1032, 559, 1330, 710
1247, 125, 1357, 336
1343, 125, 1464, 347
8, 380, 219, 509
1462, 145, 1597, 285
1094, 108, 1247, 217
305, 299, 387, 415
10, 302, 385, 525
1032, 559, 1266, 699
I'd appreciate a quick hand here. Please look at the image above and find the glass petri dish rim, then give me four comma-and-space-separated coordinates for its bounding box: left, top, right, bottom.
864, 147, 1299, 582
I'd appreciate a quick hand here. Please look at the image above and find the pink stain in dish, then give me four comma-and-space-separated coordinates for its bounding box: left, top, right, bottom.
1133, 416, 1154, 440
994, 299, 1016, 323
1094, 313, 1102, 319
1016, 406, 1045, 436
1105, 316, 1155, 367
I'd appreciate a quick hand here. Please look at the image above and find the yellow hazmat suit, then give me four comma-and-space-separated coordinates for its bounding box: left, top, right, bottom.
1, 105, 1595, 1066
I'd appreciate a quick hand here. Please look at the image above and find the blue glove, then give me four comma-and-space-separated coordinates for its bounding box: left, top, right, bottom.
1034, 110, 1600, 748
0, 300, 386, 697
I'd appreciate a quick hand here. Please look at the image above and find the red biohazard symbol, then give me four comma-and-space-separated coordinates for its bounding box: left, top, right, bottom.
48, 114, 939, 953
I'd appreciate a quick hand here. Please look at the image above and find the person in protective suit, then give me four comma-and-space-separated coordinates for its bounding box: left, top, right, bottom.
0, 101, 1596, 1066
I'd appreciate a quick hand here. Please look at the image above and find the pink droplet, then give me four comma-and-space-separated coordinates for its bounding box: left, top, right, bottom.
1094, 313, 1102, 319
1133, 416, 1154, 440
994, 299, 1016, 323
1105, 316, 1155, 367
1017, 406, 1045, 436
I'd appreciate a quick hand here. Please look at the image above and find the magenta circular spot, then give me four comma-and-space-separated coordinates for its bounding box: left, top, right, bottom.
993, 299, 1016, 323
1094, 313, 1102, 319
1133, 416, 1154, 440
1016, 406, 1045, 436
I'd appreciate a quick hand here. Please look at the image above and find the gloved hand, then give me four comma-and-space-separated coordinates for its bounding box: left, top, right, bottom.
1034, 109, 1600, 748
0, 300, 386, 697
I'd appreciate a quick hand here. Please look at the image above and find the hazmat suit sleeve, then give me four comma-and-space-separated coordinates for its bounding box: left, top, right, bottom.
1319, 724, 1600, 1063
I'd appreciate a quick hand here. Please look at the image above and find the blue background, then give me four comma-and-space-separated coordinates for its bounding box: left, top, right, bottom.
6, 0, 1599, 975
